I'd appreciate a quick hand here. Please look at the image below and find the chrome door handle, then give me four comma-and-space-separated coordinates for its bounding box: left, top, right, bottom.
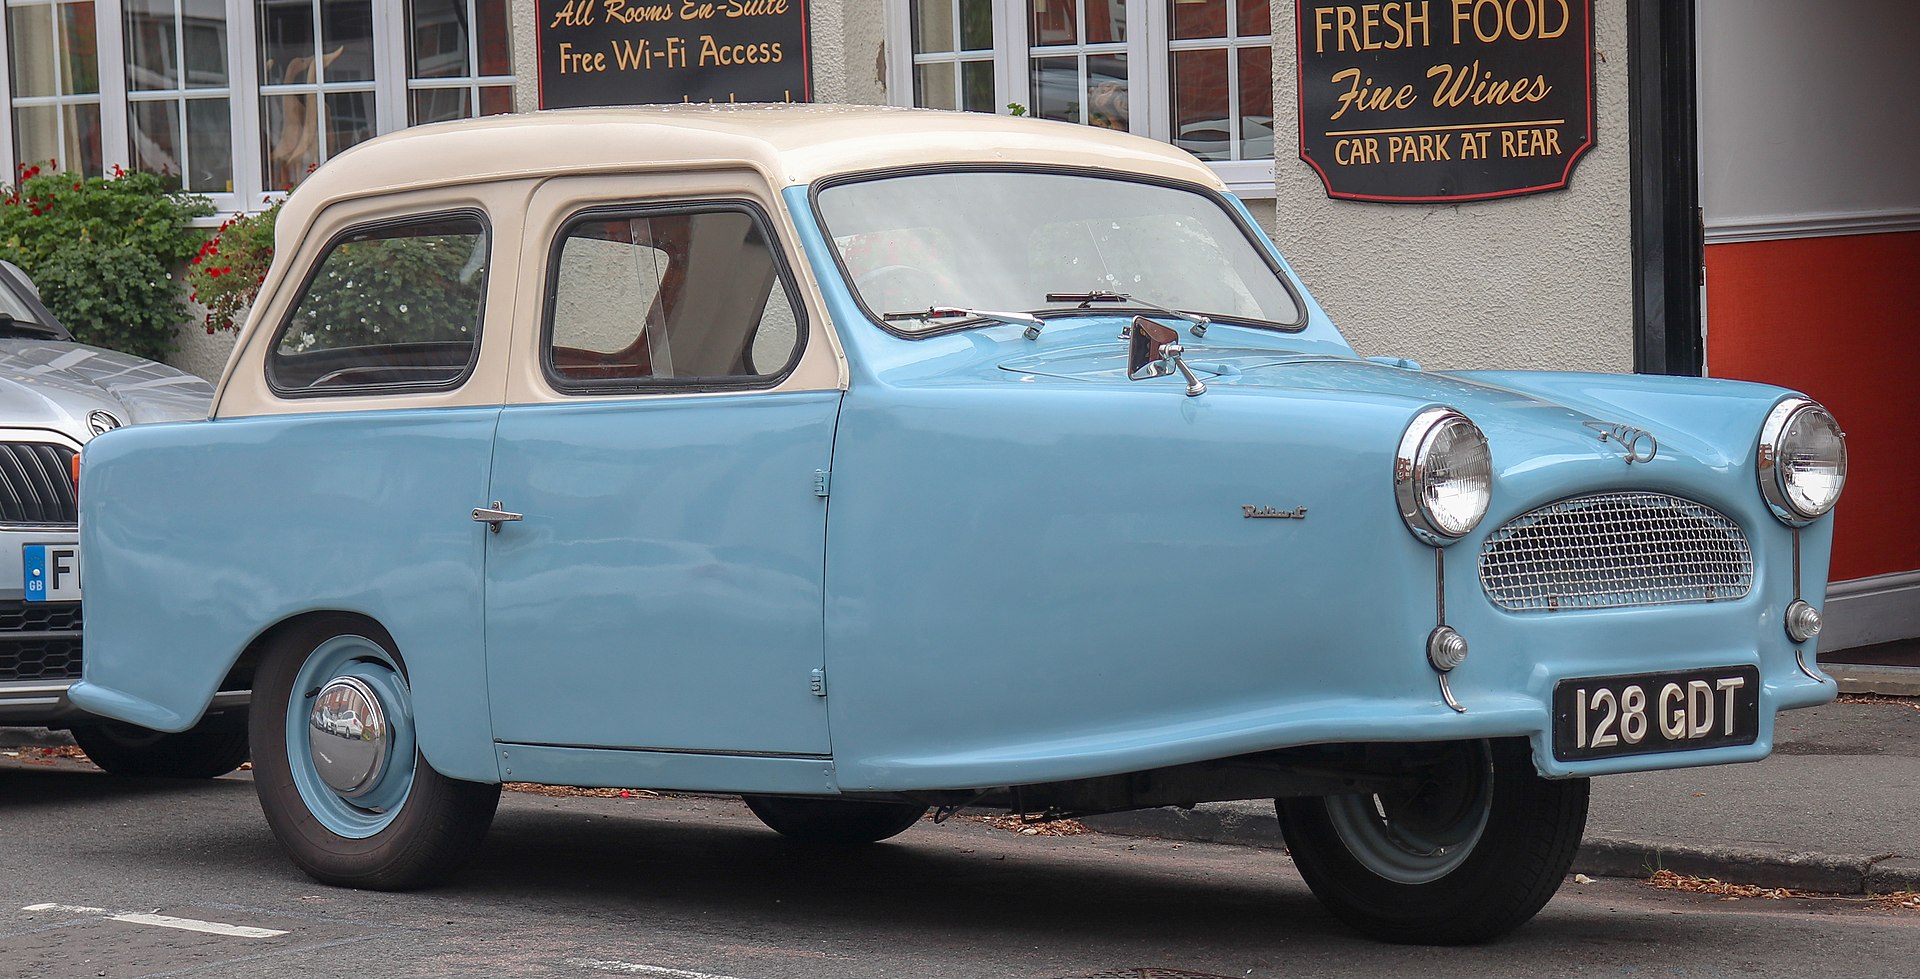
472, 502, 522, 533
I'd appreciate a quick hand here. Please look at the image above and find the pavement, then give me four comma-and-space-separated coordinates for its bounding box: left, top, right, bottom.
7, 682, 1917, 898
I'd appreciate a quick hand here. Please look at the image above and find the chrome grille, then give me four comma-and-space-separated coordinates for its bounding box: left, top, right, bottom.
0, 442, 77, 524
1479, 492, 1752, 611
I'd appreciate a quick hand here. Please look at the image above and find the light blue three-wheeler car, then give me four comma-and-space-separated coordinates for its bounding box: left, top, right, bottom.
70, 106, 1845, 944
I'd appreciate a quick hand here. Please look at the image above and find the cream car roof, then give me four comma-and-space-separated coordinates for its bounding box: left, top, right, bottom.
216, 105, 1231, 417
276, 104, 1229, 231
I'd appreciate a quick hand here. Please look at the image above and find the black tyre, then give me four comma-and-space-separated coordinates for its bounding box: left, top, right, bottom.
743, 795, 928, 845
250, 614, 499, 890
1276, 738, 1589, 945
70, 719, 249, 779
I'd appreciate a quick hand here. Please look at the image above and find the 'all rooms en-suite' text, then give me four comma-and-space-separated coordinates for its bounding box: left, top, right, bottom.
550, 0, 792, 72
1312, 0, 1571, 166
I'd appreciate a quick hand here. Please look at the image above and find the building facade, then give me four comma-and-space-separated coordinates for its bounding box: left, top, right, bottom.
0, 0, 1910, 650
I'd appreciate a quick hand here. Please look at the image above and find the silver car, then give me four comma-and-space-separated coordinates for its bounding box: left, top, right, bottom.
0, 260, 243, 777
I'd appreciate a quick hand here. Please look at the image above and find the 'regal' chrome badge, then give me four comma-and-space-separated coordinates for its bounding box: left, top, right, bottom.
1584, 421, 1658, 464
1243, 505, 1308, 519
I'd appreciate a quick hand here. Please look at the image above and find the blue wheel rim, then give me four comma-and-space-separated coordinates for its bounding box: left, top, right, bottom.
285, 634, 417, 839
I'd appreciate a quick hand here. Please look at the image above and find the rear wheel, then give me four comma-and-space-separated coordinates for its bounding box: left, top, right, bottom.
743, 795, 927, 845
250, 615, 498, 889
1277, 739, 1588, 945
70, 719, 249, 779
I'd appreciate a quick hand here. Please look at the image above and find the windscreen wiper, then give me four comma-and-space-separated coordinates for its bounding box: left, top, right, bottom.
1045, 291, 1212, 338
882, 305, 1051, 340
0, 312, 64, 339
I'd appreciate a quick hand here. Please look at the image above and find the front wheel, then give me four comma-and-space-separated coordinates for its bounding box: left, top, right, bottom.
70, 718, 249, 779
1276, 739, 1588, 945
743, 795, 927, 845
250, 615, 499, 889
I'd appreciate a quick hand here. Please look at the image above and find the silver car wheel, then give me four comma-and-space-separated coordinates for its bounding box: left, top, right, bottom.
1322, 741, 1494, 884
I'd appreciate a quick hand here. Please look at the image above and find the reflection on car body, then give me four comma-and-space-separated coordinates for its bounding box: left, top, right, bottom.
71, 106, 1845, 944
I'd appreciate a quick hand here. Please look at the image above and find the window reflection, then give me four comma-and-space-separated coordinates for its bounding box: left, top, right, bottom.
125, 0, 232, 191
1167, 0, 1271, 162
9, 1, 104, 174
406, 0, 515, 125
258, 0, 374, 190
910, 0, 995, 114
1029, 0, 1129, 130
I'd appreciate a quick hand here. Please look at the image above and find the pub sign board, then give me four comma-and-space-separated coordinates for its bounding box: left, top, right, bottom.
538, 0, 811, 109
1296, 0, 1595, 202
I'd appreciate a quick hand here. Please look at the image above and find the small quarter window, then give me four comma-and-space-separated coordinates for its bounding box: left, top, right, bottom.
546, 204, 803, 390
268, 213, 488, 395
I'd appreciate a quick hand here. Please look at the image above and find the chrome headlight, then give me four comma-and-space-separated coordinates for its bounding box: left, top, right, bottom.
1758, 397, 1846, 525
1395, 407, 1492, 545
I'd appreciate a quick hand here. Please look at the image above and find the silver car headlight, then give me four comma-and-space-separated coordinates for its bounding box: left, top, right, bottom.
1758, 397, 1846, 525
1394, 407, 1492, 545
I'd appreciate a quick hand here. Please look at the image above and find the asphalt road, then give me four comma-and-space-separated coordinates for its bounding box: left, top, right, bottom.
3, 754, 1916, 979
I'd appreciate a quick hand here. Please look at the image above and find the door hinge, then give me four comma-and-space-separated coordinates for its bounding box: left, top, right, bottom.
813, 468, 831, 497
809, 668, 827, 697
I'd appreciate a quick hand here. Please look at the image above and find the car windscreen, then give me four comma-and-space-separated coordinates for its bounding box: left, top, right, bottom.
814, 170, 1302, 334
0, 263, 69, 339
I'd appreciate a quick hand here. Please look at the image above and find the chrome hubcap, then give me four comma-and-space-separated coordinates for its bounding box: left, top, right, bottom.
308, 676, 389, 798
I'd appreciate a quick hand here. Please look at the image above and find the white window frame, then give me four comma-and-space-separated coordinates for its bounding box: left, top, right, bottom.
886, 0, 1276, 198
0, 0, 508, 220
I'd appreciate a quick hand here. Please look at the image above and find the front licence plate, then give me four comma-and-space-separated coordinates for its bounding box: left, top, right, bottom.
1553, 665, 1760, 762
22, 543, 80, 602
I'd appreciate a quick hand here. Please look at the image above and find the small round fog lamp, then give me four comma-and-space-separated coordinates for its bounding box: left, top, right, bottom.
1785, 599, 1823, 644
1427, 626, 1469, 673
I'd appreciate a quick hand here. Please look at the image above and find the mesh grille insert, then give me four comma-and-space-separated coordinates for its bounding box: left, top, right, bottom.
1479, 492, 1753, 612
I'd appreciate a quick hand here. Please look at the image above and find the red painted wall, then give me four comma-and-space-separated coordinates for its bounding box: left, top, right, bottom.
1705, 230, 1920, 583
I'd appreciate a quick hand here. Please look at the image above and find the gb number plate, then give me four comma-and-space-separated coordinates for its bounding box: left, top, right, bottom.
1552, 665, 1760, 762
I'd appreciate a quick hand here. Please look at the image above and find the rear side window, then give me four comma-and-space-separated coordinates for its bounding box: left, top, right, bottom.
267, 213, 489, 396
544, 203, 803, 392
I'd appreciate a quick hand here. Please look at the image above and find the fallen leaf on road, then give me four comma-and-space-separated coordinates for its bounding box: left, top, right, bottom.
504, 782, 664, 799
1646, 869, 1795, 901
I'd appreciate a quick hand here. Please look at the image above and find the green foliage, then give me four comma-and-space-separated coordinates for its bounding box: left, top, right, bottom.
0, 164, 213, 361
1007, 102, 1028, 117
186, 202, 280, 333
280, 224, 486, 353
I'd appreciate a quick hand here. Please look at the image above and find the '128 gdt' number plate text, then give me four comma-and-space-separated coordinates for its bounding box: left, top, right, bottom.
1552, 665, 1760, 762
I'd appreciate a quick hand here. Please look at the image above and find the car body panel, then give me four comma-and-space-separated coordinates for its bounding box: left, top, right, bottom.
484, 391, 839, 756
70, 107, 1838, 797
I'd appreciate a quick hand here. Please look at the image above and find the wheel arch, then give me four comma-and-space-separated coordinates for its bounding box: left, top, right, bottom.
245, 608, 500, 784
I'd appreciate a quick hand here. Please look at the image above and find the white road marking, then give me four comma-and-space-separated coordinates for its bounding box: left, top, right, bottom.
565, 957, 750, 979
22, 902, 289, 938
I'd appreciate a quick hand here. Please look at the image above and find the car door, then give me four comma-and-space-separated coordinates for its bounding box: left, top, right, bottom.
483, 176, 842, 757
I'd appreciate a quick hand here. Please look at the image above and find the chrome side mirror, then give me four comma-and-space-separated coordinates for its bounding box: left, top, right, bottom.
1126, 317, 1207, 397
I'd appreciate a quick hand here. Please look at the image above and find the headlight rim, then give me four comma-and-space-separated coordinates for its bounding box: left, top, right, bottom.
1395, 406, 1491, 546
1757, 397, 1846, 526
